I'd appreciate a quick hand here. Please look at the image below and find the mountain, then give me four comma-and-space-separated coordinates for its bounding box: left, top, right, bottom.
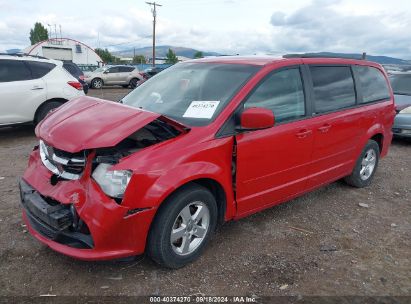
114, 47, 409, 64
113, 45, 221, 59
284, 52, 409, 65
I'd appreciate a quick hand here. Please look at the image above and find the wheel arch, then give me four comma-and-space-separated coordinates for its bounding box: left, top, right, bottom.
146, 177, 229, 232
190, 178, 227, 226
129, 77, 140, 83
356, 124, 385, 158
34, 98, 68, 123
370, 133, 383, 154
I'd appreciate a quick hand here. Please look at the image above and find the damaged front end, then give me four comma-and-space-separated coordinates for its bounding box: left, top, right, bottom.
91, 118, 183, 203
20, 98, 189, 259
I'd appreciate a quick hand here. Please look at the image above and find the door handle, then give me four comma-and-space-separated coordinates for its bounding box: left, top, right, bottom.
31, 85, 44, 90
317, 124, 331, 133
296, 129, 312, 138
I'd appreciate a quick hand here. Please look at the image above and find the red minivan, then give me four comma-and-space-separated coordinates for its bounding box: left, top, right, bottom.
20, 56, 395, 268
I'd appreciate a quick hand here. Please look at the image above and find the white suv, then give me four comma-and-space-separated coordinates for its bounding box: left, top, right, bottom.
0, 54, 85, 126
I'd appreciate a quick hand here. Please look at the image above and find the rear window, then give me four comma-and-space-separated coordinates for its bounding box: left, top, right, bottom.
0, 59, 32, 82
310, 66, 356, 114
63, 63, 83, 78
26, 61, 56, 79
355, 66, 390, 103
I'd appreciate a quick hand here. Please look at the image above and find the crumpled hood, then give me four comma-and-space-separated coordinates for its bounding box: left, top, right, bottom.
36, 96, 166, 153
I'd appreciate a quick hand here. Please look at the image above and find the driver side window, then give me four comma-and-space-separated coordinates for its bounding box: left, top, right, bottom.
244, 68, 306, 124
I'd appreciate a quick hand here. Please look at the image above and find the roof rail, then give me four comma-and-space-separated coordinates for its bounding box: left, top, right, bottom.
283, 53, 367, 60
0, 52, 49, 60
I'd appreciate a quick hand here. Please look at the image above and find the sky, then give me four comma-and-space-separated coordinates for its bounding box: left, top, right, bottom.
1, 0, 411, 59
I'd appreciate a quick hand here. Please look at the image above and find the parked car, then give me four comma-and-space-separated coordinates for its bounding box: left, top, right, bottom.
85, 65, 143, 89
20, 56, 395, 268
63, 62, 89, 94
0, 54, 84, 126
389, 72, 411, 138
140, 66, 167, 79
78, 65, 98, 78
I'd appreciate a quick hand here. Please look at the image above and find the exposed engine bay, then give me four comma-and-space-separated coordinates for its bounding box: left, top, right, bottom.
94, 119, 183, 165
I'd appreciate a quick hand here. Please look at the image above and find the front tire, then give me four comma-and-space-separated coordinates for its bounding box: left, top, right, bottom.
91, 78, 103, 89
147, 184, 217, 269
344, 140, 380, 188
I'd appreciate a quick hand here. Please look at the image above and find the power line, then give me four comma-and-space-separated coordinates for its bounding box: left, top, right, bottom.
146, 1, 162, 67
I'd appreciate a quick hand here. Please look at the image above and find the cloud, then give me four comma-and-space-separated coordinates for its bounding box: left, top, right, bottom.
1, 0, 411, 59
269, 0, 411, 58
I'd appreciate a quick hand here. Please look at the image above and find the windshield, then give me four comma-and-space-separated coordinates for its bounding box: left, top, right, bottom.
390, 74, 411, 96
122, 62, 260, 126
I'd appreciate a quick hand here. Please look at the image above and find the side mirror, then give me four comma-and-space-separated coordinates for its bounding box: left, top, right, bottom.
103, 70, 110, 74
240, 107, 275, 130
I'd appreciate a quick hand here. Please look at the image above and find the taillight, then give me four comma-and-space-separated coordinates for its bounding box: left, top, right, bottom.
67, 81, 83, 90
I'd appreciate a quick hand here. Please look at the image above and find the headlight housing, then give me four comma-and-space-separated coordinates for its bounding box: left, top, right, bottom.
92, 163, 132, 199
399, 106, 411, 114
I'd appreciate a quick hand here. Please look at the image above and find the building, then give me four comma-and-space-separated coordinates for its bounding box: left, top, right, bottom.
23, 38, 103, 67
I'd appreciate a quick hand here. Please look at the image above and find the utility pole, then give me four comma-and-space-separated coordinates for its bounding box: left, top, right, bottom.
146, 1, 162, 67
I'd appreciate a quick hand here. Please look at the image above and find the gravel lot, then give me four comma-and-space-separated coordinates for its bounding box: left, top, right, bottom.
0, 88, 410, 297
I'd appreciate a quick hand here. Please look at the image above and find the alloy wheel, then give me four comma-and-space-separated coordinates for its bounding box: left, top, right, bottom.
93, 79, 102, 89
170, 201, 210, 256
360, 149, 377, 180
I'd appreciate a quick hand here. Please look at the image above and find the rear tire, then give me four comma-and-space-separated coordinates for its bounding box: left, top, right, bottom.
129, 78, 139, 89
344, 140, 380, 188
35, 101, 63, 124
147, 184, 217, 269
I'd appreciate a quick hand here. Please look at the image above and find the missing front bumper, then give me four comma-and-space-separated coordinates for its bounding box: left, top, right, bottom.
19, 179, 94, 249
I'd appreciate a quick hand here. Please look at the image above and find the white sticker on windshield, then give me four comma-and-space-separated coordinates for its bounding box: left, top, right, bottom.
183, 101, 220, 119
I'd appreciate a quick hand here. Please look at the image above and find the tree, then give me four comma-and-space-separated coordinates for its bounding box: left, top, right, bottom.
194, 51, 204, 59
132, 55, 146, 64
95, 48, 116, 63
29, 22, 48, 45
165, 48, 179, 64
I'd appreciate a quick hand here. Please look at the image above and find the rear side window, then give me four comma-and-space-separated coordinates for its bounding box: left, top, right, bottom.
244, 68, 305, 123
26, 61, 56, 79
0, 59, 32, 82
310, 66, 356, 113
355, 66, 390, 103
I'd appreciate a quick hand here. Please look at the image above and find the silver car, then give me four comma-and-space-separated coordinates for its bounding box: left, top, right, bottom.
85, 65, 143, 89
390, 73, 411, 138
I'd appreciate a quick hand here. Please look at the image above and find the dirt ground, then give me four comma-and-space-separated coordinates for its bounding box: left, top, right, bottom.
0, 87, 410, 297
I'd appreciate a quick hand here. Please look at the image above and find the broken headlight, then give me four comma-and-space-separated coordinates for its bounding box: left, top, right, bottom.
92, 163, 132, 199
